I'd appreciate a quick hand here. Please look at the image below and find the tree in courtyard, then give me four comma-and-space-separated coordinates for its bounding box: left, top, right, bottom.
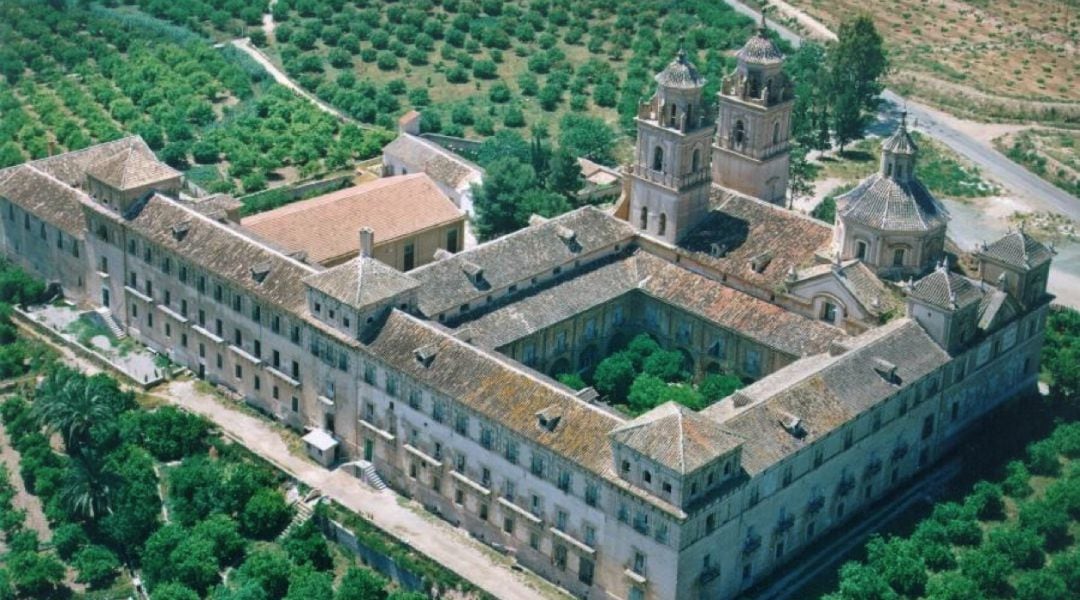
592, 352, 636, 403
515, 189, 572, 223
60, 448, 119, 520
548, 147, 585, 201
643, 349, 687, 382
335, 567, 389, 600
699, 374, 743, 403
628, 376, 704, 413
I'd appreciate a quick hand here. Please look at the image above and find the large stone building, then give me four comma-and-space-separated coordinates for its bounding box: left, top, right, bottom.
0, 31, 1054, 600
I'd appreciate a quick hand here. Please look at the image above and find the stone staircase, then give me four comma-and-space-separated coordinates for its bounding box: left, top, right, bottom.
357, 460, 387, 491
93, 307, 126, 340
279, 490, 322, 540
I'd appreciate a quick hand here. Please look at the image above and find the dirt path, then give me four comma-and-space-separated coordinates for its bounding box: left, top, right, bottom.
0, 419, 53, 544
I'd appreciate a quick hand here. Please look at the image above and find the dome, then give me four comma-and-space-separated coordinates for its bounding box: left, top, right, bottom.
655, 50, 705, 89
837, 174, 948, 233
736, 30, 785, 65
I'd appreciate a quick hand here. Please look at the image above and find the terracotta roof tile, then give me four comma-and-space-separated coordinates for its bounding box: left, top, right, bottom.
303, 256, 419, 310
977, 230, 1053, 270
84, 145, 180, 191
383, 134, 483, 190
838, 174, 948, 232
0, 165, 88, 237
241, 174, 463, 265
611, 402, 744, 474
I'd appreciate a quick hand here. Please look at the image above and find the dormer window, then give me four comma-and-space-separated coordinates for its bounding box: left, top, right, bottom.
171, 221, 191, 240
621, 459, 630, 474
642, 470, 652, 484
536, 407, 562, 432
250, 262, 271, 283
414, 343, 437, 366
872, 358, 899, 384
462, 261, 484, 286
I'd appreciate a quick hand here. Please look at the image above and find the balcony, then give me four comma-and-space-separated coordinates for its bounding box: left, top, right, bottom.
497, 497, 542, 526
742, 533, 761, 555
775, 514, 795, 536
404, 443, 442, 468
806, 496, 825, 515
836, 476, 856, 498
156, 304, 188, 324
631, 165, 710, 191
124, 285, 153, 303
551, 527, 595, 556
451, 471, 490, 496
228, 344, 262, 366
359, 418, 396, 442
192, 325, 224, 345
265, 366, 300, 388
699, 565, 721, 584
623, 568, 647, 585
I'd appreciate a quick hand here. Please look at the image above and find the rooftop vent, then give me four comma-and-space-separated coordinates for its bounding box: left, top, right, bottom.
433, 248, 453, 261
575, 387, 599, 403
250, 262, 271, 283
536, 407, 562, 432
556, 225, 577, 242
413, 343, 438, 366
872, 357, 899, 384
462, 261, 484, 286
749, 251, 773, 274
171, 221, 191, 240
777, 411, 806, 438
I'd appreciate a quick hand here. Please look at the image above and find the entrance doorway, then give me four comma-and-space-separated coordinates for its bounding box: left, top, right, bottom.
363, 439, 374, 462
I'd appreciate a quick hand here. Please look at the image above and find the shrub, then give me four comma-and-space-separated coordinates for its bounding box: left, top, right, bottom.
965, 481, 1005, 520
987, 525, 1044, 569
52, 523, 89, 561
472, 59, 497, 79
489, 81, 512, 103
151, 583, 200, 600
1026, 439, 1061, 476
241, 488, 292, 540
556, 373, 586, 390
1014, 570, 1068, 600
1018, 499, 1071, 550
282, 519, 332, 570
1003, 460, 1034, 498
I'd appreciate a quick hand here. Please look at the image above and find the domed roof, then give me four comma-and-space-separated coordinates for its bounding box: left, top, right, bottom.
736, 29, 785, 65
837, 174, 948, 233
655, 50, 705, 89
882, 113, 918, 155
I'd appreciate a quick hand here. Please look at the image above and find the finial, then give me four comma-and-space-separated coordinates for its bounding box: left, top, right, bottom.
676, 47, 687, 63
760, 5, 768, 32
899, 110, 908, 130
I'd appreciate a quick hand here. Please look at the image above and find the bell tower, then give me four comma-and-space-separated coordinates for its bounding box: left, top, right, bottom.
628, 50, 713, 245
712, 16, 794, 205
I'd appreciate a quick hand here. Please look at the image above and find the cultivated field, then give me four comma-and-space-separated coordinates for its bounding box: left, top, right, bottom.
782, 0, 1080, 122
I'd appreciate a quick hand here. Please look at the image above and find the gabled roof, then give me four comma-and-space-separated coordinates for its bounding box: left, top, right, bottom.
792, 260, 901, 318
705, 319, 950, 474
93, 193, 316, 312
410, 206, 637, 316
383, 134, 483, 190
907, 264, 984, 311
241, 174, 463, 265
85, 145, 180, 191
977, 230, 1053, 271
838, 173, 948, 232
655, 50, 705, 89
0, 165, 88, 237
10, 136, 156, 188
735, 29, 784, 65
680, 193, 834, 289
611, 402, 744, 475
304, 256, 419, 310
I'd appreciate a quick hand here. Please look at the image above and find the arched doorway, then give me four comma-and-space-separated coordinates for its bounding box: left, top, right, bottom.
550, 357, 571, 377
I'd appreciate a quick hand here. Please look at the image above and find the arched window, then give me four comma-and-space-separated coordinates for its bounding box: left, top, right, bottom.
733, 120, 745, 146
686, 105, 693, 127
691, 148, 700, 172
896, 165, 904, 178
639, 206, 648, 229
652, 146, 664, 171
643, 470, 652, 484
856, 240, 868, 260
658, 213, 667, 236
886, 163, 893, 176
773, 122, 780, 145
893, 248, 906, 267
668, 103, 677, 127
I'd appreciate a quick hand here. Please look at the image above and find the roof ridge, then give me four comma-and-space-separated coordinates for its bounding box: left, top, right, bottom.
25, 164, 91, 201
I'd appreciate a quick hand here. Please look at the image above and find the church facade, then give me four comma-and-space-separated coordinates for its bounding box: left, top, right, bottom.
0, 28, 1054, 600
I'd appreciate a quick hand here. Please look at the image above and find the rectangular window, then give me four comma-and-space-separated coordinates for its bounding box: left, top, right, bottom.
584, 483, 598, 507
292, 397, 299, 412
235, 364, 242, 379
403, 242, 415, 271
447, 228, 459, 253
505, 440, 518, 464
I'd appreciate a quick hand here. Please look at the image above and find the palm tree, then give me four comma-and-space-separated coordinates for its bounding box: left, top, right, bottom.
59, 448, 117, 521
31, 367, 113, 451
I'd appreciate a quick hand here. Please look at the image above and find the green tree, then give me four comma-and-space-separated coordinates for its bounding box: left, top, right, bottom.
1026, 439, 1061, 476
1053, 548, 1080, 592
987, 525, 1044, 569
865, 537, 927, 597
285, 567, 333, 600
1018, 499, 1071, 550
628, 375, 704, 413
335, 567, 388, 600
699, 374, 743, 403
241, 488, 292, 540
33, 367, 130, 451
1014, 570, 1067, 600
142, 524, 187, 588
99, 445, 161, 558
558, 114, 616, 166
121, 406, 209, 462
52, 522, 89, 560
60, 448, 119, 520
1003, 459, 1033, 498
959, 548, 1012, 595
471, 157, 537, 240
152, 583, 201, 600
593, 353, 636, 403
236, 547, 292, 600
924, 572, 980, 600
828, 15, 887, 151
172, 534, 222, 595
556, 373, 587, 390
548, 147, 585, 200
825, 562, 897, 600
643, 349, 686, 382
73, 544, 121, 588
0, 142, 25, 168
7, 550, 65, 598
476, 129, 530, 166
282, 520, 332, 570
965, 481, 1005, 520
516, 189, 572, 223
193, 514, 247, 568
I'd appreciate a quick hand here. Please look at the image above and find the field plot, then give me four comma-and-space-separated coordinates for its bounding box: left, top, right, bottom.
783, 0, 1080, 121
0, 3, 390, 195
251, 0, 761, 140
998, 128, 1080, 199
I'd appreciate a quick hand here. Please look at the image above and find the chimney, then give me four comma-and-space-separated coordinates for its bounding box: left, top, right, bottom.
359, 227, 374, 258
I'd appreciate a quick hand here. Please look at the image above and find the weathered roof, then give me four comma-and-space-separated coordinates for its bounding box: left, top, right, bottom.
977, 287, 1020, 332
735, 30, 785, 65
11, 136, 155, 188
837, 173, 948, 232
882, 116, 918, 155
241, 174, 463, 265
977, 230, 1053, 271
907, 264, 984, 310
303, 256, 419, 310
103, 194, 316, 313
0, 165, 88, 237
794, 260, 901, 318
655, 50, 705, 89
680, 193, 834, 289
706, 319, 950, 474
635, 252, 844, 357
410, 206, 637, 317
302, 429, 339, 451
383, 134, 483, 190
611, 402, 744, 474
84, 145, 180, 191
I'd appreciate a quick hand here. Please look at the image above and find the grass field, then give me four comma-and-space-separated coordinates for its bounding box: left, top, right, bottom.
997, 128, 1080, 198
